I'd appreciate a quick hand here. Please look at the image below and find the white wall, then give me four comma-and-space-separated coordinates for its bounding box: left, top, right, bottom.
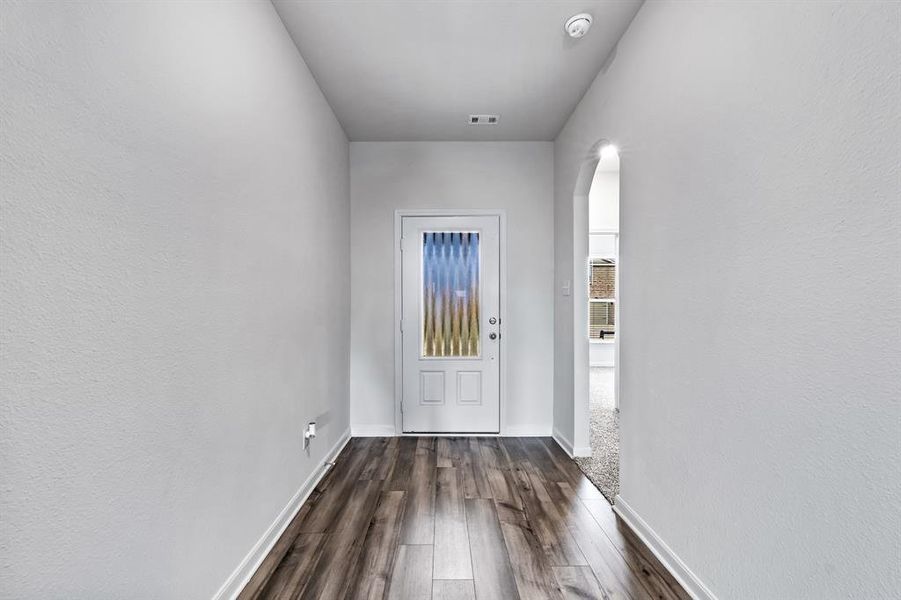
589, 341, 615, 368
589, 168, 620, 232
588, 233, 618, 257
350, 142, 554, 435
0, 2, 350, 597
554, 1, 900, 598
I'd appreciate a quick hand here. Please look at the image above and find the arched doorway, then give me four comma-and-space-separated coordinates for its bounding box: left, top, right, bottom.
571, 139, 620, 503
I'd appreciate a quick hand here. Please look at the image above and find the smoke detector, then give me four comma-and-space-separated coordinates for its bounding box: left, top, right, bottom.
564, 13, 592, 38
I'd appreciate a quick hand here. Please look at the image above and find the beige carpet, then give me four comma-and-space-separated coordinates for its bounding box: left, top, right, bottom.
575, 367, 619, 504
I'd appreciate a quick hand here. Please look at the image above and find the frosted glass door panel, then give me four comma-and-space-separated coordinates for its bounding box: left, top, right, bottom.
422, 232, 480, 358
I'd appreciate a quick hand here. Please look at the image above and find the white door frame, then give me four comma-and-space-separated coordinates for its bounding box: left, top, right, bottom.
394, 209, 507, 436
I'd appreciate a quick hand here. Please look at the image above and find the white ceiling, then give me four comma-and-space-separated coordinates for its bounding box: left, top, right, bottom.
273, 0, 643, 141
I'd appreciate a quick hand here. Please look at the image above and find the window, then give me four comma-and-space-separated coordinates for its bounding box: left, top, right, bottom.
589, 258, 615, 340
422, 231, 480, 357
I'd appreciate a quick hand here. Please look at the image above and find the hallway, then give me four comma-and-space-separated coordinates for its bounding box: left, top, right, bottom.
239, 437, 687, 600
2, 1, 898, 598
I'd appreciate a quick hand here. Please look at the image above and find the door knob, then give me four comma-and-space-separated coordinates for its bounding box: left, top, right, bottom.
489, 332, 498, 340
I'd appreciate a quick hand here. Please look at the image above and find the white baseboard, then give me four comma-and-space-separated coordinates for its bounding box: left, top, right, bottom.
351, 424, 397, 437
553, 427, 592, 457
572, 445, 592, 457
503, 424, 552, 436
613, 495, 718, 600
553, 428, 574, 456
351, 424, 551, 437
212, 428, 352, 600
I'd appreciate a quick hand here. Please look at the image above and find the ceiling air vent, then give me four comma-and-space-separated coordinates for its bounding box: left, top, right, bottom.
468, 114, 500, 125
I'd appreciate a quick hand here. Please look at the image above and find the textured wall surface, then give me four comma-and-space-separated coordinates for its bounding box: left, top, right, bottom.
0, 2, 349, 597
349, 142, 554, 434
554, 1, 900, 597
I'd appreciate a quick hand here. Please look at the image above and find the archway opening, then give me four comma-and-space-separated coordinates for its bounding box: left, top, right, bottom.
571, 140, 620, 504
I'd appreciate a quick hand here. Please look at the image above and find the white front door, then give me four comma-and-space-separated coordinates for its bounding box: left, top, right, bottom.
401, 215, 501, 433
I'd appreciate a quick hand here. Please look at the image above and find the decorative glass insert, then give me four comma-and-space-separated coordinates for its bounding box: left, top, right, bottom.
423, 232, 480, 357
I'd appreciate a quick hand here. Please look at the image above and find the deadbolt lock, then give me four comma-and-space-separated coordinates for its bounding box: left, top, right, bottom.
489, 317, 497, 325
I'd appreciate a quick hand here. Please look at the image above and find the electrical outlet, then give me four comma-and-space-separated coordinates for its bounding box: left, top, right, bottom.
303, 422, 316, 448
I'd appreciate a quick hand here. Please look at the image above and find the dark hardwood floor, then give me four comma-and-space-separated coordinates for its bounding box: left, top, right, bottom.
238, 437, 688, 600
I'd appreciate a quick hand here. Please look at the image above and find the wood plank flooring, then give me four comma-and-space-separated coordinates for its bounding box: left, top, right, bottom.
238, 437, 688, 600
